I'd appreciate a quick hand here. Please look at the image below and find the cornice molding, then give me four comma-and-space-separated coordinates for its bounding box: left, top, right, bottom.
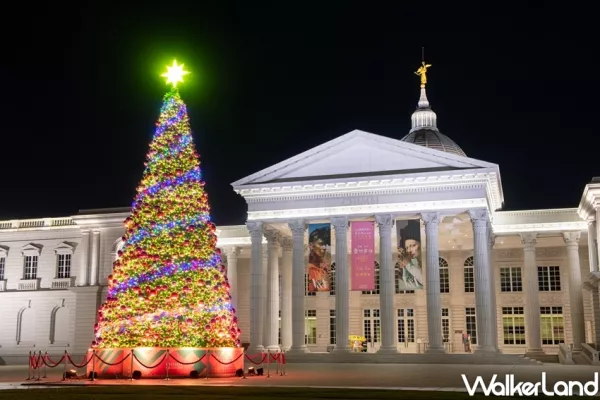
236, 171, 502, 212
247, 198, 488, 221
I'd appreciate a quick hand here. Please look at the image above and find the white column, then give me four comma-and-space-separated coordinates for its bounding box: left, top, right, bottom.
521, 233, 543, 353
587, 220, 600, 349
564, 231, 586, 351
247, 221, 264, 353
331, 216, 351, 353
376, 214, 396, 354
421, 212, 444, 353
281, 237, 293, 351
89, 230, 100, 286
288, 220, 308, 353
264, 230, 281, 350
468, 209, 495, 353
225, 247, 240, 313
78, 230, 90, 286
588, 221, 598, 273
488, 228, 499, 352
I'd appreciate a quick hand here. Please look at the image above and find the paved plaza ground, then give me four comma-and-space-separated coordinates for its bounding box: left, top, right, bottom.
0, 362, 598, 393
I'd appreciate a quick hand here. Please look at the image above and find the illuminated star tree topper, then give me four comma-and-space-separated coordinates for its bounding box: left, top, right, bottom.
161, 60, 190, 88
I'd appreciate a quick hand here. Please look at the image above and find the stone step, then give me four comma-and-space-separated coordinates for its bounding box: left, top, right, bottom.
524, 353, 559, 364
284, 352, 540, 365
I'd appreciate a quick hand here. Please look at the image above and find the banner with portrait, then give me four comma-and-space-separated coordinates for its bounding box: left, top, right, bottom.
307, 223, 332, 292
395, 219, 423, 290
351, 221, 375, 291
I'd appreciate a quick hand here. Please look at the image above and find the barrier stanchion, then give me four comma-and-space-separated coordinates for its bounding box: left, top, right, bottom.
205, 350, 210, 379
130, 349, 134, 381
165, 349, 170, 381
26, 351, 32, 380
91, 350, 96, 381
282, 351, 286, 376
242, 349, 247, 379
266, 350, 270, 378
34, 352, 41, 381
42, 352, 47, 378
62, 350, 68, 381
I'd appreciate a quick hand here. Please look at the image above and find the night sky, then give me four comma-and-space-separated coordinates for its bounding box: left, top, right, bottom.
2, 4, 597, 225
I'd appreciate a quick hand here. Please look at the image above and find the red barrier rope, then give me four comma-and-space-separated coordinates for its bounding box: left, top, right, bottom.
30, 353, 41, 369
42, 355, 65, 368
94, 352, 131, 366
269, 353, 281, 361
45, 354, 63, 365
131, 352, 167, 369
244, 353, 267, 365
67, 354, 93, 368
167, 352, 206, 365
210, 352, 243, 365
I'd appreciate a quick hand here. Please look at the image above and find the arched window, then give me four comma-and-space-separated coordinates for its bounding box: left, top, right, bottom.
361, 262, 380, 295
439, 257, 449, 293
464, 256, 474, 293
329, 262, 336, 296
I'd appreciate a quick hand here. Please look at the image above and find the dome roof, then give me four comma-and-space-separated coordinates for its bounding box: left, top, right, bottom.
400, 86, 467, 157
401, 129, 466, 157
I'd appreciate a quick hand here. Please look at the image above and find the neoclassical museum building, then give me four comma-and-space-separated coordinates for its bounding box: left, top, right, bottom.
1, 82, 600, 365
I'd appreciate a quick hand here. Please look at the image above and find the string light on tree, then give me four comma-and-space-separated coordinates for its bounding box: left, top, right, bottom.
92, 61, 241, 349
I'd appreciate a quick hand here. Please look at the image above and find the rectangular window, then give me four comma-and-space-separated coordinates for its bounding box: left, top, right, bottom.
540, 306, 565, 345
305, 310, 317, 344
464, 266, 474, 292
466, 307, 477, 345
363, 309, 381, 344
502, 307, 526, 345
0, 257, 5, 280
397, 308, 415, 343
305, 274, 315, 296
329, 309, 336, 345
538, 266, 561, 291
442, 308, 450, 342
440, 268, 449, 293
24, 255, 38, 280
329, 265, 336, 296
57, 254, 71, 279
500, 267, 522, 292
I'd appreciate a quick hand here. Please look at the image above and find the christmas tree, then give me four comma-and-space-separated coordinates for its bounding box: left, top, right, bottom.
92, 61, 241, 349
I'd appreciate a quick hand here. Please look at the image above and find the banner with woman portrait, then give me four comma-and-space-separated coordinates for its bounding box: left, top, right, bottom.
395, 219, 423, 290
307, 223, 332, 292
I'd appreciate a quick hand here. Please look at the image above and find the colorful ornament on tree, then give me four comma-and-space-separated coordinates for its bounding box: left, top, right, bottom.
92, 61, 241, 349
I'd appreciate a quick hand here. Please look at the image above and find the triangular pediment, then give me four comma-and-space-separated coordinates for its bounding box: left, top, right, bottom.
0, 245, 9, 257
21, 243, 42, 254
54, 241, 76, 253
232, 130, 497, 187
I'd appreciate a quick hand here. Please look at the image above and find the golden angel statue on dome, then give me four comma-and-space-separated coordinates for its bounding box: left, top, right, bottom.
415, 61, 432, 87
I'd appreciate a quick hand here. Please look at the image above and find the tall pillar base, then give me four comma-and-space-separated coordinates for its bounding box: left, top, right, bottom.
287, 345, 309, 354
266, 345, 281, 351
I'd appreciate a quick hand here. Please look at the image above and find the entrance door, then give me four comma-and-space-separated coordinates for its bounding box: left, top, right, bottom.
363, 309, 381, 352
397, 308, 418, 353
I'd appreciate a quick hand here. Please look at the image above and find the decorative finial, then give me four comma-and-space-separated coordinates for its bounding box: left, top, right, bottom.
414, 61, 432, 88
161, 60, 190, 88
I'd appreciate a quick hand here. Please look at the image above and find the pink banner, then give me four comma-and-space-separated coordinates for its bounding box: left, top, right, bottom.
351, 221, 375, 291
